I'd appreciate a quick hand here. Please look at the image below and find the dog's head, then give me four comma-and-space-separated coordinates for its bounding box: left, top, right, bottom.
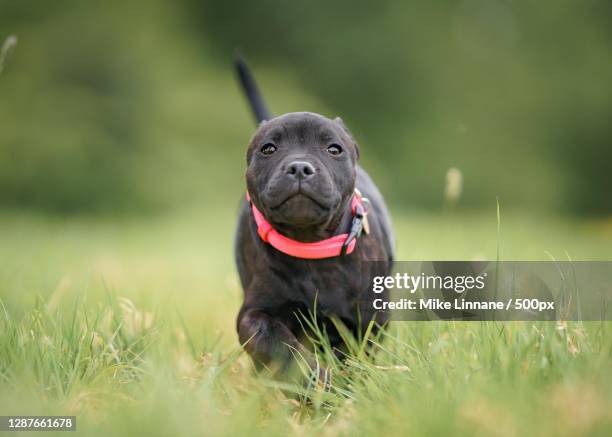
246, 112, 360, 237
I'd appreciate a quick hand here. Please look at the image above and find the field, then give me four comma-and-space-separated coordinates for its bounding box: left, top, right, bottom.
0, 206, 611, 436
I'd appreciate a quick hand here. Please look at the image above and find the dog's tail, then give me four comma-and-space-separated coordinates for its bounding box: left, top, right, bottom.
234, 53, 272, 124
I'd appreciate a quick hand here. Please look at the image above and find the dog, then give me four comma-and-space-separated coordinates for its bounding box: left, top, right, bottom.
234, 57, 394, 379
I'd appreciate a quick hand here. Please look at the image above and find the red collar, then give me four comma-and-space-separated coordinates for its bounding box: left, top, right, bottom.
247, 189, 368, 259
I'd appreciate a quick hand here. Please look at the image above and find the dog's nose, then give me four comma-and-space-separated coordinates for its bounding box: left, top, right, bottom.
286, 161, 316, 179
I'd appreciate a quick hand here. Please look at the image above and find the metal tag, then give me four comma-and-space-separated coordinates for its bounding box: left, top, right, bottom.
362, 214, 370, 234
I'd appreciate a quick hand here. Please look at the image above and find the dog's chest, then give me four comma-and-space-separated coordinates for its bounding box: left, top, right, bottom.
284, 260, 368, 317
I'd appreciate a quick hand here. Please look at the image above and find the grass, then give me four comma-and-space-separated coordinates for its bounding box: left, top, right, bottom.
0, 205, 611, 436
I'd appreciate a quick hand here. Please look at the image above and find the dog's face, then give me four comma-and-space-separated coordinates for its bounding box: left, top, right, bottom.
246, 112, 359, 230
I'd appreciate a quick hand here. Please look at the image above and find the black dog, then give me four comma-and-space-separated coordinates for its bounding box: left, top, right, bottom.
234, 58, 394, 378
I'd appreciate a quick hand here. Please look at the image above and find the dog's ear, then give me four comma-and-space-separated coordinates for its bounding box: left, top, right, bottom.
334, 117, 360, 160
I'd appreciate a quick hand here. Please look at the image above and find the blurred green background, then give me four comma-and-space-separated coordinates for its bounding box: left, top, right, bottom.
1, 0, 611, 214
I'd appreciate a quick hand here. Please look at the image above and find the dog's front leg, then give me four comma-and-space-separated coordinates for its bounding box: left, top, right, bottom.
237, 307, 331, 386
237, 307, 311, 373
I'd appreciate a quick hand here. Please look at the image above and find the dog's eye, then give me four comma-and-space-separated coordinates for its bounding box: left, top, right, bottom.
260, 143, 277, 155
326, 144, 343, 156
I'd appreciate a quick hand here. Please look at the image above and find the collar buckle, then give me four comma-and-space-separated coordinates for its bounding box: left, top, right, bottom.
340, 201, 365, 256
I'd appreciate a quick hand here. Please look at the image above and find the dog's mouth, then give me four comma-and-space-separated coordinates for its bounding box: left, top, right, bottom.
264, 190, 334, 227
271, 191, 329, 211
